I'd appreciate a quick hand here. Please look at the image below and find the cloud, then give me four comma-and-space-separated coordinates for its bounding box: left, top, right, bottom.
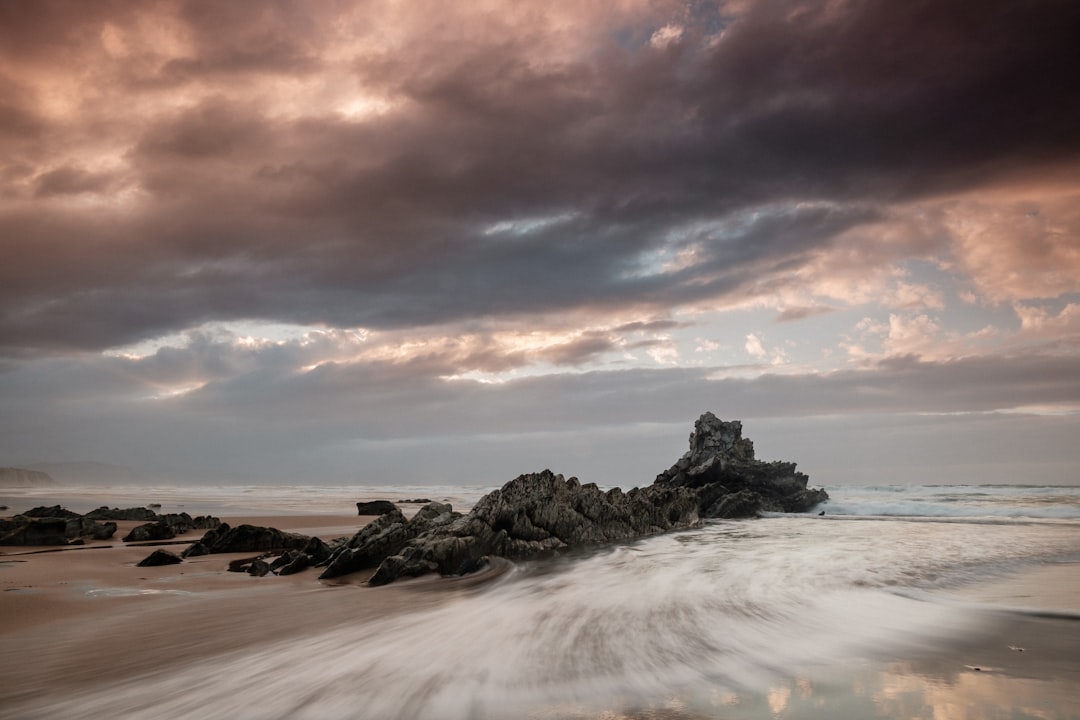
775, 305, 835, 322
2, 1, 1080, 485
944, 191, 1080, 302
1, 0, 1078, 356
34, 164, 121, 197
744, 333, 766, 358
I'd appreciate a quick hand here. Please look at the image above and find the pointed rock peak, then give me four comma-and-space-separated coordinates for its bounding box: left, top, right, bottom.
688, 412, 755, 463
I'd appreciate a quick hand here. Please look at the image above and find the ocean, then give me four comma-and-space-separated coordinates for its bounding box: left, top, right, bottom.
2, 482, 1078, 719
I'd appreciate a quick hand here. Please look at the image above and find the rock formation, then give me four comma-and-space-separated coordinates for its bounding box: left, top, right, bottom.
334, 413, 826, 585
122, 513, 220, 542
0, 506, 119, 546
355, 500, 398, 516
654, 412, 828, 517
85, 507, 159, 521
183, 523, 313, 556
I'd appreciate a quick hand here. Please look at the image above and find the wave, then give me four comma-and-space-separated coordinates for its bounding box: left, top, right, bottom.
817, 484, 1080, 520
8, 515, 1079, 720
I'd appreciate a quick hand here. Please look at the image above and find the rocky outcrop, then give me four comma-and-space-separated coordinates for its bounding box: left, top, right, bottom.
351, 414, 826, 585
186, 523, 312, 554
0, 507, 118, 545
0, 468, 57, 488
19, 505, 81, 519
318, 507, 418, 579
355, 500, 398, 516
85, 506, 159, 521
347, 471, 700, 586
0, 517, 70, 545
655, 412, 828, 518
122, 513, 221, 542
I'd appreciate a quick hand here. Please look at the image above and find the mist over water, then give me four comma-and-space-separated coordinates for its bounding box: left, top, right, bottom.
7, 484, 1080, 720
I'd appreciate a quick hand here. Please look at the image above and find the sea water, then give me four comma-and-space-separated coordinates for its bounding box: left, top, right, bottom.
2, 483, 1079, 719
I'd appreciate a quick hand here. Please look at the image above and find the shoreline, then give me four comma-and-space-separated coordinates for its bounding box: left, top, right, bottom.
3, 492, 1079, 719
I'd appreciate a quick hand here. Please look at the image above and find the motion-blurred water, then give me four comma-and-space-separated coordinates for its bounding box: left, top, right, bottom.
3, 484, 1079, 719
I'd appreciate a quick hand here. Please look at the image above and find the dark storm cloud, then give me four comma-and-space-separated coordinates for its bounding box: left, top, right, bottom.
2, 0, 1080, 355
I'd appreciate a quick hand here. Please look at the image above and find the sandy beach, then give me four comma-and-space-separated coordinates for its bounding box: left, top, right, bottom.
0, 510, 470, 714
2, 492, 1079, 719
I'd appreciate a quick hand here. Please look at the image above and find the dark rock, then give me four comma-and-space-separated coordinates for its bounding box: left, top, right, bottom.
196, 524, 311, 554
0, 517, 70, 546
363, 414, 826, 585
181, 541, 210, 558
703, 489, 764, 519
655, 413, 828, 517
318, 507, 414, 579
123, 513, 221, 542
137, 549, 183, 567
228, 556, 263, 573
269, 550, 302, 572
64, 517, 118, 541
247, 559, 272, 577
401, 498, 433, 504
301, 536, 332, 564
1, 510, 119, 544
123, 520, 177, 543
276, 553, 311, 576
85, 506, 158, 521
191, 515, 221, 530
367, 471, 700, 585
20, 505, 82, 519
156, 413, 824, 586
356, 500, 399, 516
89, 520, 118, 540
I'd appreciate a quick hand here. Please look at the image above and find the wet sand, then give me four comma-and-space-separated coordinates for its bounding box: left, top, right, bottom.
0, 511, 475, 714
2, 507, 1079, 719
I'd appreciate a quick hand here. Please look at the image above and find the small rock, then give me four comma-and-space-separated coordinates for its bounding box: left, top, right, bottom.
137, 549, 183, 567
356, 500, 399, 516
247, 559, 272, 577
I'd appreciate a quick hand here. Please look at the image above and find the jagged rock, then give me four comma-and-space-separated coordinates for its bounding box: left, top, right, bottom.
655, 412, 828, 517
301, 536, 332, 565
318, 507, 415, 579
0, 511, 118, 545
181, 541, 210, 558
20, 505, 81, 519
85, 506, 159, 521
703, 489, 764, 519
137, 549, 183, 567
360, 415, 827, 585
356, 500, 399, 516
0, 517, 70, 545
367, 471, 700, 586
195, 524, 311, 554
122, 513, 221, 542
275, 552, 311, 576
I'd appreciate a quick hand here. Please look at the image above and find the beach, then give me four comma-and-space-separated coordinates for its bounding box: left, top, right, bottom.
2, 484, 1079, 719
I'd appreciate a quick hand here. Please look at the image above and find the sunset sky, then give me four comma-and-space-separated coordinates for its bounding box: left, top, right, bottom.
2, 0, 1079, 487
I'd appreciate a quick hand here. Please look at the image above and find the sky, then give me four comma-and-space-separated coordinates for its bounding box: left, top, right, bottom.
1, 0, 1079, 488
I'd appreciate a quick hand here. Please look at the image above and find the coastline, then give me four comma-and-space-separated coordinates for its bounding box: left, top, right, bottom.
3, 487, 1079, 719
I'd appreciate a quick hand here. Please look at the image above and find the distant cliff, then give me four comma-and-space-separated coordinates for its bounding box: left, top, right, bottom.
0, 468, 58, 488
